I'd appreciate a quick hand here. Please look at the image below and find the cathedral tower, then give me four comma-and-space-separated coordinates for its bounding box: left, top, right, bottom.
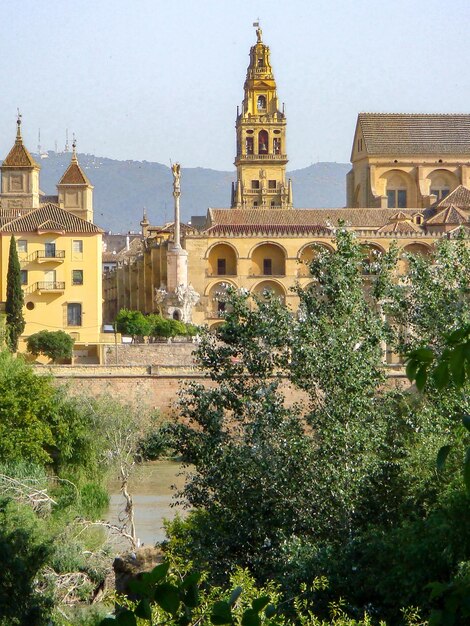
232, 26, 292, 209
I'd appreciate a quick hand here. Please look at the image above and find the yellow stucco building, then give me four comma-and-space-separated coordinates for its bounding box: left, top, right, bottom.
102, 28, 470, 331
0, 117, 105, 362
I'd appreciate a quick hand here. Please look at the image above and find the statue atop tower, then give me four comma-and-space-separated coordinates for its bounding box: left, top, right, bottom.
232, 26, 292, 209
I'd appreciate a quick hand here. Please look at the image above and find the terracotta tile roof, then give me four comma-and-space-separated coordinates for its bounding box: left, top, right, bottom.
437, 185, 470, 210
2, 138, 39, 168
426, 205, 469, 225
0, 208, 22, 227
58, 160, 91, 186
358, 113, 470, 155
377, 220, 421, 234
206, 207, 423, 234
0, 202, 103, 234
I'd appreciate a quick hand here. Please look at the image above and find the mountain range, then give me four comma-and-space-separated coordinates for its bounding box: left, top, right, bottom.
24, 152, 350, 233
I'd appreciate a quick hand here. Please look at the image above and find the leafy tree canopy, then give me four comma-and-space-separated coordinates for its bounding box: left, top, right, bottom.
26, 330, 74, 362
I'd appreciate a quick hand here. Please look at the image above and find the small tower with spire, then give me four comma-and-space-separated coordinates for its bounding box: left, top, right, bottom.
140, 208, 150, 237
1, 111, 41, 210
232, 25, 292, 209
57, 137, 94, 222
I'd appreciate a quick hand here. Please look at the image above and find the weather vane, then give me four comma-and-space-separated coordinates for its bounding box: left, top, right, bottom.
253, 19, 262, 43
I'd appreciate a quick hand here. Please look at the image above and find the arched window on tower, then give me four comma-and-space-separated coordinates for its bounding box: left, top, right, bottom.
258, 130, 268, 154
246, 136, 254, 155
273, 138, 281, 154
257, 95, 266, 111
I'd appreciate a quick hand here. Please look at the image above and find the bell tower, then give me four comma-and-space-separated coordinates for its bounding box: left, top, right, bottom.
1, 113, 40, 210
232, 26, 292, 209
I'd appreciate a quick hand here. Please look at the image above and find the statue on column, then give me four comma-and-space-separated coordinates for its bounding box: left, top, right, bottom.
171, 163, 181, 195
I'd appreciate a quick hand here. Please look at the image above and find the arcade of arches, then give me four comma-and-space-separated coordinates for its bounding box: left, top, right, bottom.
103, 30, 470, 343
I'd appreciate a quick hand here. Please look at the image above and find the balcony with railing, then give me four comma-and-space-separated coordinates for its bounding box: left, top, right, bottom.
36, 250, 65, 263
239, 153, 287, 161
33, 281, 65, 293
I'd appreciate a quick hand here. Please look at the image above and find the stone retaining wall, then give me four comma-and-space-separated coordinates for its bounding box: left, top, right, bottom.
103, 342, 197, 367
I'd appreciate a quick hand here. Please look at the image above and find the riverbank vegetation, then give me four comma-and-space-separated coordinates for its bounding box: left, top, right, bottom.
0, 355, 158, 625
162, 229, 470, 625
1, 228, 469, 624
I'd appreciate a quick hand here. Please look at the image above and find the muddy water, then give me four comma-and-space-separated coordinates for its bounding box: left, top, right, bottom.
107, 460, 188, 546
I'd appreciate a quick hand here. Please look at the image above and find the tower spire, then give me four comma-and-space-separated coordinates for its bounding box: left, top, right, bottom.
16, 109, 22, 141
71, 133, 78, 162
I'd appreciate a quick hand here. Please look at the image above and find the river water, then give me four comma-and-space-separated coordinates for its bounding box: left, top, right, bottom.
107, 460, 188, 546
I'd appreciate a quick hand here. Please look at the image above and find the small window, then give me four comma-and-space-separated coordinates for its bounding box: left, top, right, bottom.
72, 269, 83, 285
252, 180, 260, 189
72, 240, 83, 256
268, 180, 276, 189
387, 189, 407, 209
257, 57, 263, 67
397, 190, 407, 208
246, 137, 254, 155
253, 201, 258, 207
20, 270, 28, 286
263, 259, 272, 275
431, 188, 450, 200
67, 303, 82, 326
26, 301, 35, 311
217, 259, 226, 276
271, 201, 275, 207
17, 239, 27, 254
273, 138, 281, 154
217, 300, 226, 313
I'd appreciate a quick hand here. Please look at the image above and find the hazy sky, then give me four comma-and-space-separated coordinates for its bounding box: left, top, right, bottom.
1, 0, 469, 170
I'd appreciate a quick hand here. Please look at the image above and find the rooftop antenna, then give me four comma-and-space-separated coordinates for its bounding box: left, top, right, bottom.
65, 128, 69, 152
37, 128, 41, 154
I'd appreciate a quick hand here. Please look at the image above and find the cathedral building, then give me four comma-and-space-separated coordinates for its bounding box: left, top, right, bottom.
0, 117, 105, 361
102, 28, 470, 331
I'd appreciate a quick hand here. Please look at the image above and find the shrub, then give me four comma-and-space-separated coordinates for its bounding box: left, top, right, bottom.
26, 330, 74, 362
115, 309, 151, 340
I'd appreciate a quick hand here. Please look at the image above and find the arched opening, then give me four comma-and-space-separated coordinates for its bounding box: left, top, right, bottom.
428, 169, 459, 201
297, 243, 333, 277
246, 136, 254, 155
207, 243, 237, 276
173, 310, 181, 321
257, 95, 266, 111
273, 137, 281, 154
251, 243, 286, 276
361, 243, 385, 275
252, 280, 286, 303
381, 171, 410, 208
258, 130, 268, 154
207, 281, 235, 318
398, 242, 432, 275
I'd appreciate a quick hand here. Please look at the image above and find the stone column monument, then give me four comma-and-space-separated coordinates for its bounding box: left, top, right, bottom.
166, 163, 188, 293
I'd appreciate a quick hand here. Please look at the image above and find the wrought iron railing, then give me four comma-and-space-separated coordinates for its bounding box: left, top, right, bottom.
36, 250, 65, 259
35, 281, 65, 291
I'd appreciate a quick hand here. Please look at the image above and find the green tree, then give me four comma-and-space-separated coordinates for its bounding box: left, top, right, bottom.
115, 309, 151, 342
26, 329, 75, 362
5, 235, 25, 352
148, 314, 187, 339
0, 497, 53, 626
